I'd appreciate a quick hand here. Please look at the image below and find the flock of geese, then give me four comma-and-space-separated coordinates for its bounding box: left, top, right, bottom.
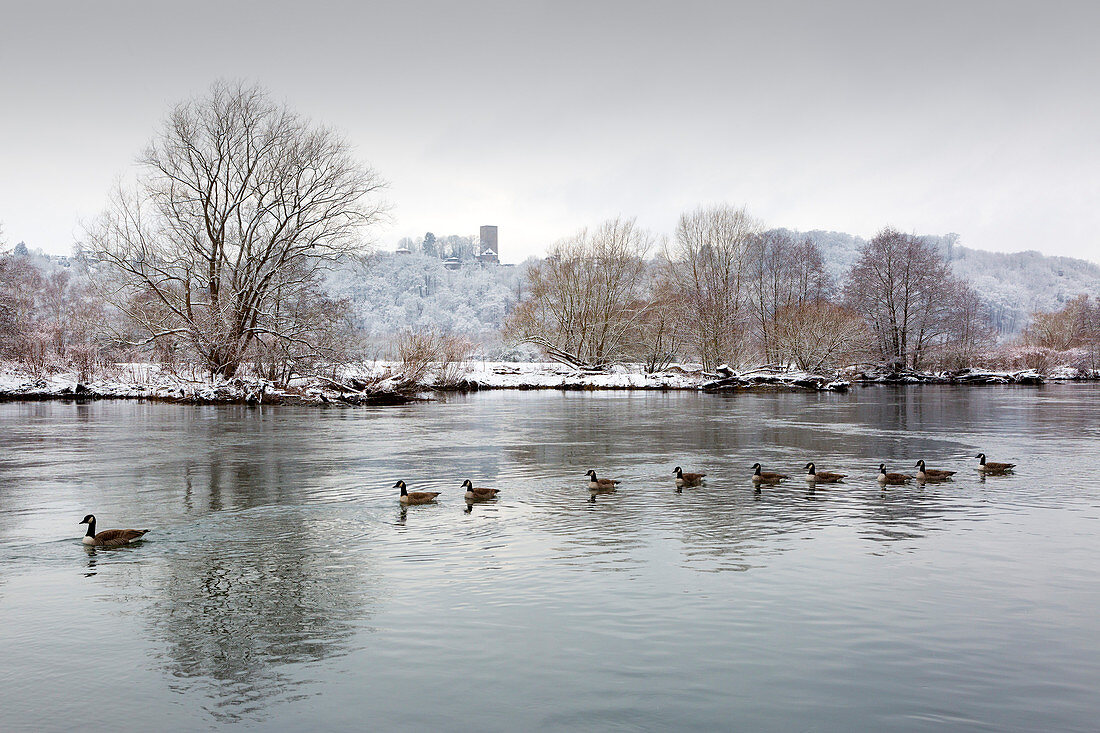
78, 453, 1016, 546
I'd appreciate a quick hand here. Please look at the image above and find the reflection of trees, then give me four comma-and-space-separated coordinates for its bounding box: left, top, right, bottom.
148, 510, 376, 722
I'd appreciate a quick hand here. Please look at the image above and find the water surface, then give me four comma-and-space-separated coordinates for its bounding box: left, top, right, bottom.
1, 387, 1098, 731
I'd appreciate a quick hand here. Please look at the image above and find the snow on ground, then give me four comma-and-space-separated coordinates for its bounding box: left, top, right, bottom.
2, 360, 1097, 405
455, 362, 705, 390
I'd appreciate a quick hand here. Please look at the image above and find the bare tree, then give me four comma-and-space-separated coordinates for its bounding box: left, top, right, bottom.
85, 80, 386, 377
843, 228, 981, 370
773, 300, 869, 372
1024, 294, 1096, 350
504, 217, 654, 367
748, 232, 832, 365
665, 204, 761, 370
630, 274, 684, 373
934, 285, 997, 369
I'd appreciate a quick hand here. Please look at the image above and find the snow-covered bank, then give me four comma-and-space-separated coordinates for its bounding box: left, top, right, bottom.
2, 360, 1098, 406
845, 365, 1100, 385
0, 364, 413, 406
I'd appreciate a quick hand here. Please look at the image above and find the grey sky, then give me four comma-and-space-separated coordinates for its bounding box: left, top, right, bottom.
2, 0, 1098, 262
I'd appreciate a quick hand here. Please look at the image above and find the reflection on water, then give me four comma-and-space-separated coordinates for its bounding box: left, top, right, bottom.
1, 387, 1099, 731
149, 510, 374, 721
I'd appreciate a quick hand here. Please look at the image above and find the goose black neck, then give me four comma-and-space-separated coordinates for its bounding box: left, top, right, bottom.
400, 487, 408, 496
807, 464, 816, 475
754, 465, 762, 475
85, 521, 96, 538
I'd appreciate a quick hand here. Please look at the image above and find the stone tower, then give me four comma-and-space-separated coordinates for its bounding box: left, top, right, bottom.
478, 225, 499, 264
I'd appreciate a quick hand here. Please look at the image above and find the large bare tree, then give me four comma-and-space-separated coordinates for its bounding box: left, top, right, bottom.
843, 228, 982, 370
665, 204, 760, 370
86, 81, 386, 377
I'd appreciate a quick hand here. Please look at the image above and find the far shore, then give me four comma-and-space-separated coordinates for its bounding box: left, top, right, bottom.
2, 361, 1098, 406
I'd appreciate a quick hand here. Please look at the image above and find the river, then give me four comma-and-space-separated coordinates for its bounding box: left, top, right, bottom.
1, 387, 1098, 731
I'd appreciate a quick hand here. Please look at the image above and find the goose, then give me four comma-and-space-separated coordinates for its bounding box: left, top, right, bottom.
877, 464, 912, 485
915, 460, 956, 482
462, 479, 500, 501
751, 463, 788, 484
804, 462, 846, 483
395, 480, 440, 505
673, 466, 706, 487
586, 470, 620, 491
975, 453, 1015, 473
79, 514, 149, 547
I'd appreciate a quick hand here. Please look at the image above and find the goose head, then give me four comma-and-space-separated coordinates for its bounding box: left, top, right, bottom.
585, 470, 597, 479
878, 463, 887, 473
915, 460, 926, 469
751, 463, 762, 473
673, 466, 683, 477
805, 462, 815, 473
393, 480, 408, 496
975, 453, 986, 463
80, 514, 96, 526
461, 479, 473, 489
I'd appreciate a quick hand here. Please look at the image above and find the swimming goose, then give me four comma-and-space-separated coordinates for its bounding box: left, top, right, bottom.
915, 460, 956, 481
804, 462, 846, 483
462, 479, 500, 501
79, 514, 149, 547
751, 463, 788, 483
877, 464, 912, 485
975, 453, 1015, 473
586, 470, 621, 490
673, 466, 706, 487
395, 480, 441, 505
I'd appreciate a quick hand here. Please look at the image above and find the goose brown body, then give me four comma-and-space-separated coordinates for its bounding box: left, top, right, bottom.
79, 515, 149, 547
804, 462, 846, 483
976, 453, 1015, 473
586, 470, 620, 490
673, 466, 706, 487
915, 460, 956, 481
395, 480, 441, 505
461, 479, 500, 501
751, 463, 788, 483
877, 464, 912, 485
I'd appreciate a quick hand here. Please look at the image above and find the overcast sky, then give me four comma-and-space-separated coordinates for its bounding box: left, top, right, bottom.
2, 0, 1098, 262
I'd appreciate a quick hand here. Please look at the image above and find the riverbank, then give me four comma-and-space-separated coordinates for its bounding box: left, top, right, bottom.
2, 360, 1098, 405
0, 363, 413, 406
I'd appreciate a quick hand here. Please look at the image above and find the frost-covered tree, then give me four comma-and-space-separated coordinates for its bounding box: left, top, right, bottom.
85, 80, 386, 377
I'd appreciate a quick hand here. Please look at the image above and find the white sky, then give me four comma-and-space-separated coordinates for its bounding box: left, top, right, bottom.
1, 0, 1098, 262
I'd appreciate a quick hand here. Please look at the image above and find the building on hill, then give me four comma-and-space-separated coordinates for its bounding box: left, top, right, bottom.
478, 225, 499, 265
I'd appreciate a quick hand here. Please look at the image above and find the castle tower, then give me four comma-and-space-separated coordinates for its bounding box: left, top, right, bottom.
478, 225, 499, 265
